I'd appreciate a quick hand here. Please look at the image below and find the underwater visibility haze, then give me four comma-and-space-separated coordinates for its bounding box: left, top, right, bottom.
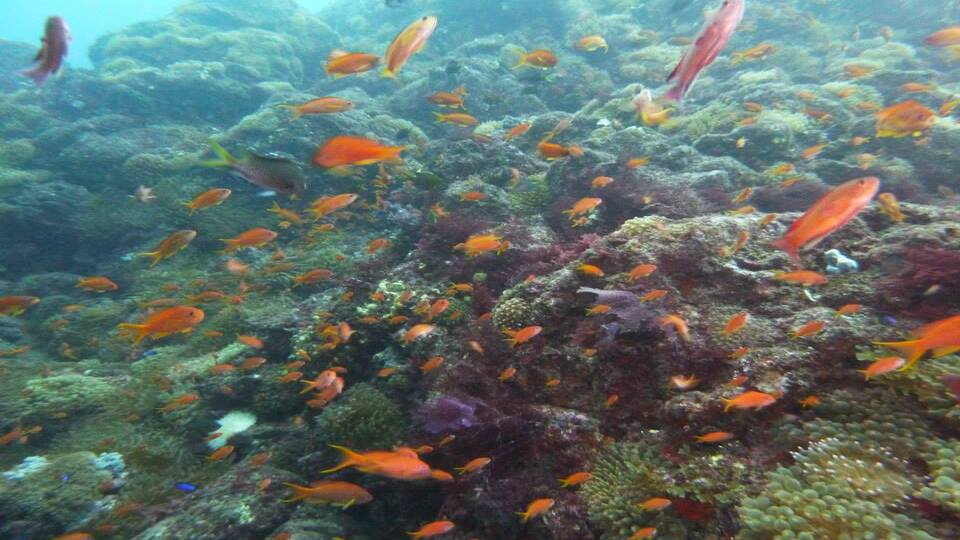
3, 0, 960, 538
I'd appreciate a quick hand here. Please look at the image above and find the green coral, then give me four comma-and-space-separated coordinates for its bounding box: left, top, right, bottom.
508, 172, 552, 214
583, 437, 754, 539
857, 350, 960, 428
920, 439, 960, 513
21, 373, 122, 422
314, 383, 406, 449
492, 296, 532, 329
738, 438, 935, 540
0, 452, 113, 536
0, 139, 36, 167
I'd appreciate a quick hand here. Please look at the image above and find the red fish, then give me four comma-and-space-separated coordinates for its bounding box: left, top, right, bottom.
313, 136, 405, 169
664, 0, 744, 101
21, 17, 71, 86
875, 315, 960, 369
772, 177, 879, 265
118, 306, 204, 343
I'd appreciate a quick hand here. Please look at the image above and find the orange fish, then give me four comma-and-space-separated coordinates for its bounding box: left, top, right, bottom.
722, 390, 776, 411
428, 86, 467, 108
723, 312, 749, 336
221, 228, 277, 253
208, 445, 235, 462
278, 371, 303, 383
139, 230, 197, 267
279, 97, 353, 118
322, 445, 432, 480
505, 122, 531, 141
237, 335, 264, 348
731, 42, 775, 64
586, 304, 611, 316
459, 191, 487, 202
310, 193, 359, 218
858, 356, 906, 380
875, 101, 937, 138
158, 393, 200, 413
453, 234, 509, 257
877, 192, 905, 222
76, 276, 118, 293
183, 188, 231, 215
801, 143, 827, 160
659, 314, 690, 342
874, 315, 960, 369
591, 176, 615, 189
210, 364, 236, 374
325, 51, 379, 78
628, 264, 657, 281
383, 16, 438, 78
0, 345, 30, 357
537, 140, 582, 160
368, 238, 391, 254
695, 431, 735, 443
835, 303, 862, 316
844, 64, 875, 78
420, 356, 444, 373
626, 157, 650, 169
792, 320, 825, 338
925, 26, 960, 47
628, 528, 657, 539
730, 346, 750, 359
772, 177, 879, 265
456, 457, 491, 474
52, 534, 94, 540
241, 356, 267, 370
426, 299, 449, 321
118, 306, 204, 343
514, 49, 558, 69
563, 197, 602, 218
773, 270, 828, 286
407, 520, 455, 539
267, 202, 304, 225
403, 324, 436, 343
430, 469, 454, 482
283, 481, 372, 508
517, 498, 555, 522
900, 82, 935, 94
504, 325, 542, 347
799, 395, 820, 407
731, 187, 753, 204
575, 35, 609, 52
559, 471, 592, 487
313, 136, 405, 169
578, 264, 604, 277
293, 268, 335, 287
640, 289, 668, 302
499, 366, 517, 381
638, 497, 672, 511
434, 112, 478, 126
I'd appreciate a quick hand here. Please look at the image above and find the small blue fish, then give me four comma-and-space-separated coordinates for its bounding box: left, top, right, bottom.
255, 190, 277, 198
174, 482, 198, 492
881, 315, 898, 327
60, 474, 71, 483
142, 349, 159, 357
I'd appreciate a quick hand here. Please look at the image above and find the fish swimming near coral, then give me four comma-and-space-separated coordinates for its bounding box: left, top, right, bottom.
326, 51, 380, 78
874, 101, 938, 138
201, 141, 305, 196
118, 306, 205, 344
283, 481, 373, 508
0, 296, 40, 316
138, 230, 197, 267
874, 315, 960, 369
772, 177, 879, 265
20, 16, 70, 86
664, 0, 745, 101
321, 445, 432, 480
313, 135, 406, 170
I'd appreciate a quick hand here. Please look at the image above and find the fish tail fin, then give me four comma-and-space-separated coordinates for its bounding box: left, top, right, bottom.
201, 140, 235, 168
181, 202, 197, 215
515, 511, 530, 522
117, 323, 147, 344
281, 482, 310, 503
512, 58, 526, 69
770, 238, 801, 266
320, 444, 362, 473
382, 68, 397, 79
137, 251, 163, 267
432, 112, 444, 123
662, 85, 684, 103
720, 398, 733, 412
873, 339, 926, 369
277, 105, 303, 119
19, 67, 49, 87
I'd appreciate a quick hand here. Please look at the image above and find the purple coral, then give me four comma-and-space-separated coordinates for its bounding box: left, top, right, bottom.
577, 287, 659, 332
416, 394, 483, 435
